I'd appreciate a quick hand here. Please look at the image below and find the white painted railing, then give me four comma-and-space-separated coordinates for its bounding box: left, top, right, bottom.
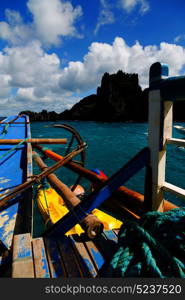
147, 62, 185, 211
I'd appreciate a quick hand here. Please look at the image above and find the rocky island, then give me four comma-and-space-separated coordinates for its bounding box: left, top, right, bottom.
20, 70, 185, 122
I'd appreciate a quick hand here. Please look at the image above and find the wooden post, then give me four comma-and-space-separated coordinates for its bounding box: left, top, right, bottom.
147, 63, 173, 211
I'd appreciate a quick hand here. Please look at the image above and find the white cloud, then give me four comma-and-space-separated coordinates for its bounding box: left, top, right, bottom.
120, 0, 149, 15
0, 74, 11, 98
3, 41, 61, 88
27, 0, 83, 46
59, 37, 185, 92
0, 36, 185, 115
94, 0, 115, 35
0, 0, 83, 47
0, 9, 33, 45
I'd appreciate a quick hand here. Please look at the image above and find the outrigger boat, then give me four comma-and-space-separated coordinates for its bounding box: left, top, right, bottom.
0, 62, 185, 278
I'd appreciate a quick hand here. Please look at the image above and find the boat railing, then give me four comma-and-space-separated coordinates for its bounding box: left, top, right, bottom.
147, 62, 185, 211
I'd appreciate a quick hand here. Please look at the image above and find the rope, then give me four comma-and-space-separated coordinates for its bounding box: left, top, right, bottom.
41, 178, 51, 218
0, 114, 23, 137
0, 137, 29, 161
101, 208, 185, 278
0, 124, 10, 137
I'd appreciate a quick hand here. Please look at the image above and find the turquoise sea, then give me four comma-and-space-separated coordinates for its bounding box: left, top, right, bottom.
31, 121, 185, 210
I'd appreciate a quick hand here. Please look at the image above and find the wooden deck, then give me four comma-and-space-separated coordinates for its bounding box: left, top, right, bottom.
11, 229, 120, 278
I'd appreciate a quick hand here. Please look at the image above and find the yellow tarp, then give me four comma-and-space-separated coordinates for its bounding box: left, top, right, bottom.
36, 186, 122, 235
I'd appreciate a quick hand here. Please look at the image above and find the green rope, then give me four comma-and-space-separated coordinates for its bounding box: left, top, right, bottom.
0, 137, 29, 161
101, 208, 185, 278
0, 124, 10, 137
42, 180, 51, 218
41, 178, 50, 190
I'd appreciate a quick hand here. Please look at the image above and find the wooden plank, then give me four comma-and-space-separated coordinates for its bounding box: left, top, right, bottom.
113, 229, 120, 236
12, 233, 34, 278
148, 88, 173, 211
162, 182, 185, 200
94, 233, 117, 261
84, 239, 105, 272
167, 138, 185, 147
103, 230, 118, 243
69, 235, 98, 278
32, 238, 50, 278
57, 236, 83, 277
44, 237, 66, 278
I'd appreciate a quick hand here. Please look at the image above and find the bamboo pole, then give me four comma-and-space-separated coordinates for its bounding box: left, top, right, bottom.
34, 144, 177, 213
0, 138, 67, 144
34, 144, 106, 184
33, 152, 103, 238
0, 144, 86, 209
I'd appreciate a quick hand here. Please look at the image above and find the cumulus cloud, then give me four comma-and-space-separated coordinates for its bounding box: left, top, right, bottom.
3, 41, 61, 88
94, 0, 115, 35
0, 40, 80, 114
59, 37, 185, 92
1, 35, 185, 115
120, 0, 149, 15
0, 0, 82, 47
0, 9, 33, 45
27, 0, 83, 46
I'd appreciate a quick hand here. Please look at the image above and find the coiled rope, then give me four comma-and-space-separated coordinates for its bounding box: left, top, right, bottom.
101, 208, 185, 278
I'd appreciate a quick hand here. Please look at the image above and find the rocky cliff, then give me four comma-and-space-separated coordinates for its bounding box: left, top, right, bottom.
21, 70, 150, 122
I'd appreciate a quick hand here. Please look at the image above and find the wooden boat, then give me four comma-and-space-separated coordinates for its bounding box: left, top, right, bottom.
0, 115, 32, 250
0, 62, 185, 278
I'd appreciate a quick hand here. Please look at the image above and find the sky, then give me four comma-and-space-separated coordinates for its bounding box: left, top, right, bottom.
0, 0, 185, 115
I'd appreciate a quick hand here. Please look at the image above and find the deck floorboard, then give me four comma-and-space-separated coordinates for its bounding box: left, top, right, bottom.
11, 230, 119, 278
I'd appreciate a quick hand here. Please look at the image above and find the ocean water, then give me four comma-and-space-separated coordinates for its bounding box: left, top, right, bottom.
31, 120, 185, 209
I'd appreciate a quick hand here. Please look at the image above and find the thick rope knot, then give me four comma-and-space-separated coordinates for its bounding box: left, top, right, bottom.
101, 208, 185, 278
0, 123, 9, 136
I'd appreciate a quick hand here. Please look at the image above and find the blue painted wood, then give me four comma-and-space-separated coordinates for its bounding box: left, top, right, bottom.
149, 62, 185, 102
44, 237, 66, 278
32, 238, 50, 278
94, 232, 118, 261
44, 147, 149, 239
103, 230, 118, 243
57, 235, 82, 277
69, 235, 98, 277
84, 239, 105, 272
149, 62, 169, 86
0, 115, 31, 249
12, 233, 34, 277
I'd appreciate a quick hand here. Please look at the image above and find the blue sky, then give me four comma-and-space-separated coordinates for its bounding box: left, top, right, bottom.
0, 0, 185, 115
